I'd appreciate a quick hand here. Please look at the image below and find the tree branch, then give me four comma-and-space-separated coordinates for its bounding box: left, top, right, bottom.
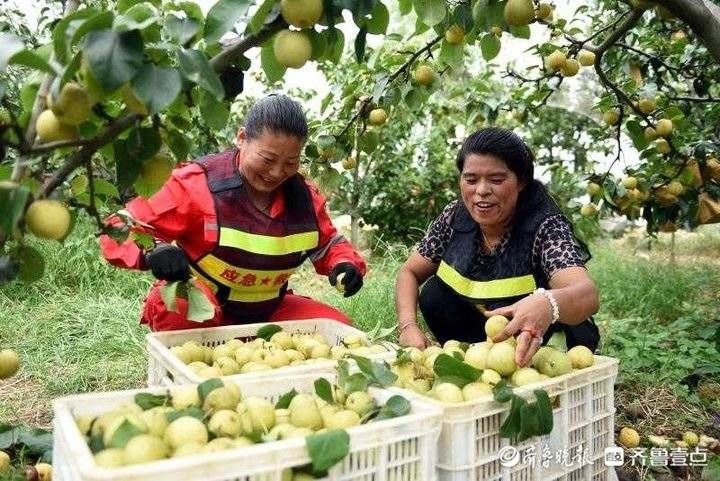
337, 36, 443, 140
39, 114, 140, 197
209, 17, 286, 72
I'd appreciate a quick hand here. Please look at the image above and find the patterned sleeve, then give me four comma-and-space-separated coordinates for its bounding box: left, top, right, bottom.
416, 200, 459, 263
533, 215, 587, 279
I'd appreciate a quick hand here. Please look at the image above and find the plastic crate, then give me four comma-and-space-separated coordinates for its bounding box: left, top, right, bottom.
146, 318, 396, 387
53, 372, 443, 481
390, 355, 619, 481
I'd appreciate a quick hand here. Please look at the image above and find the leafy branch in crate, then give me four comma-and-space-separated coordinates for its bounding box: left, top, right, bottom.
434, 353, 554, 444
159, 279, 215, 322
270, 358, 409, 478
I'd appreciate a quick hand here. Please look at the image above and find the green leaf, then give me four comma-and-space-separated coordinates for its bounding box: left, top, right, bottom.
178, 48, 225, 99
360, 131, 379, 153
108, 420, 143, 448
0, 183, 29, 239
518, 401, 539, 442
16, 427, 53, 458
18, 246, 46, 283
509, 24, 530, 39
306, 429, 351, 474
83, 29, 144, 91
69, 11, 115, 51
115, 3, 158, 31
164, 14, 200, 45
115, 127, 161, 187
321, 28, 344, 64
52, 8, 99, 63
701, 456, 720, 481
453, 4, 474, 30
413, 0, 446, 26
439, 41, 464, 69
166, 129, 191, 162
134, 393, 168, 410
375, 395, 411, 421
199, 90, 230, 130
399, 0, 412, 15
131, 63, 182, 114
314, 379, 335, 404
205, 0, 252, 43
9, 50, 56, 74
165, 407, 205, 423
350, 356, 397, 387
343, 373, 370, 394
88, 434, 105, 453
625, 120, 649, 150
60, 51, 84, 91
93, 179, 121, 199
433, 353, 481, 384
275, 389, 298, 409
197, 378, 224, 402
260, 40, 286, 83
256, 324, 283, 341
480, 33, 501, 61
187, 281, 215, 322
499, 394, 526, 443
247, 0, 279, 34
354, 27, 368, 63
159, 281, 182, 313
534, 390, 554, 435
493, 381, 514, 403
360, 2, 390, 35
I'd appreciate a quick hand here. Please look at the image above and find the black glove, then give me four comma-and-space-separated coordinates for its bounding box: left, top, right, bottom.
329, 262, 363, 297
145, 243, 190, 282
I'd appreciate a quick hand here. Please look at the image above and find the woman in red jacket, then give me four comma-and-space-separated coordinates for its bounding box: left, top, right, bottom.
100, 94, 366, 331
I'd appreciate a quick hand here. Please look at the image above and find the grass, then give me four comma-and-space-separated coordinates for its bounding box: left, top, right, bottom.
1, 218, 719, 443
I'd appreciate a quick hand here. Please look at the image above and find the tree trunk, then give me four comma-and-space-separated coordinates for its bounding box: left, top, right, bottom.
664, 0, 720, 62
350, 212, 360, 247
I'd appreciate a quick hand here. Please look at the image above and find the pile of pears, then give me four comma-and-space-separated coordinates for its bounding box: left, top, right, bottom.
77, 377, 381, 470
169, 330, 388, 378
391, 315, 596, 403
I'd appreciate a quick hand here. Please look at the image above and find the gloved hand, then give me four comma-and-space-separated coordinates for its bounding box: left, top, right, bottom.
145, 243, 190, 282
328, 262, 363, 297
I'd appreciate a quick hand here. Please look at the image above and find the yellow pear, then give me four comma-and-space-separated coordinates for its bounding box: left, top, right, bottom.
35, 110, 78, 143
545, 50, 567, 72
413, 65, 435, 86
25, 200, 71, 241
280, 0, 323, 28
577, 50, 596, 66
504, 0, 535, 26
368, 108, 387, 126
444, 25, 465, 45
51, 82, 94, 125
274, 30, 312, 69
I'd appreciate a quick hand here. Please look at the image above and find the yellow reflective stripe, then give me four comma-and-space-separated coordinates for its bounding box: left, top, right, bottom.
189, 267, 218, 294
196, 254, 296, 292
227, 290, 280, 303
437, 261, 536, 299
219, 227, 319, 255
192, 265, 282, 303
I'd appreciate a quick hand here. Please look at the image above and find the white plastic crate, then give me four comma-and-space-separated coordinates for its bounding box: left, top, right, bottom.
53, 372, 443, 481
390, 355, 619, 481
146, 318, 396, 387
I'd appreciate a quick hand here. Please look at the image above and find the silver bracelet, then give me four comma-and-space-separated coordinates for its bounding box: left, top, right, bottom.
534, 288, 560, 324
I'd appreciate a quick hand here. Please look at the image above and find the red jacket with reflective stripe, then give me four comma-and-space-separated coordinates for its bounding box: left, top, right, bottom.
100, 154, 366, 277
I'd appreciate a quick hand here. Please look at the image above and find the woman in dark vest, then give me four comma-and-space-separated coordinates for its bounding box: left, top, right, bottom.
395, 127, 600, 367
100, 94, 366, 331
